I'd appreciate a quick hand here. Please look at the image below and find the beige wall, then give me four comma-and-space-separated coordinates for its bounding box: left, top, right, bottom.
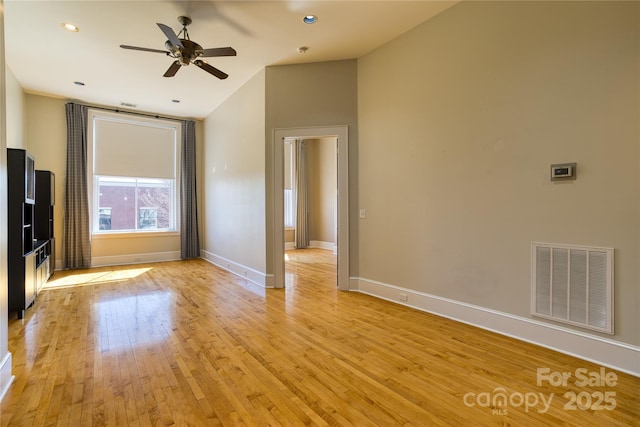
25, 95, 65, 267
265, 60, 358, 276
307, 138, 337, 244
358, 1, 639, 345
203, 69, 266, 272
5, 66, 24, 149
284, 228, 294, 244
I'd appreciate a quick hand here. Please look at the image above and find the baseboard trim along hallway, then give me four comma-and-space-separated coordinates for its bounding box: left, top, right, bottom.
201, 250, 271, 288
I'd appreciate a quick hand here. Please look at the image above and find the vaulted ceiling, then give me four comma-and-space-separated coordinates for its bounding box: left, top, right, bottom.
4, 1, 456, 118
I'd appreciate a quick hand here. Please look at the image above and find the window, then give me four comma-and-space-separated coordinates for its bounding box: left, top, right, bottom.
284, 188, 294, 228
139, 207, 159, 230
99, 208, 112, 230
89, 111, 180, 234
96, 177, 172, 231
284, 139, 295, 228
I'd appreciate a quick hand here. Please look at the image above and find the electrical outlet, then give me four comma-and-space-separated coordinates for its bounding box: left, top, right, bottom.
359, 209, 367, 219
399, 293, 408, 301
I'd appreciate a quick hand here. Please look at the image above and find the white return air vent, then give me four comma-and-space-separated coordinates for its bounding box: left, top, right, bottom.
531, 243, 613, 334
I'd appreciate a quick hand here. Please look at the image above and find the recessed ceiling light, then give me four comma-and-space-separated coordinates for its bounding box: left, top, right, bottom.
62, 22, 79, 32
303, 15, 317, 24
74, 81, 85, 86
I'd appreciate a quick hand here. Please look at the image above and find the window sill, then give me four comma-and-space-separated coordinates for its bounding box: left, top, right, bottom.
92, 231, 180, 240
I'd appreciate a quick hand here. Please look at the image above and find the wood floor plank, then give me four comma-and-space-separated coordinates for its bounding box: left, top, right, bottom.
2, 250, 639, 426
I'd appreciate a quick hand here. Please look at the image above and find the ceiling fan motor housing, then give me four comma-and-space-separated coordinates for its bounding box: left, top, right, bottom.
165, 39, 203, 65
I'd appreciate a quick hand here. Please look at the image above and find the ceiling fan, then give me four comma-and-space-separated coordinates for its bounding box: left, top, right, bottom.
120, 16, 236, 79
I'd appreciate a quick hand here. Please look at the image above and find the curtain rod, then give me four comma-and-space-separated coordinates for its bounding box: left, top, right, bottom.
67, 101, 193, 123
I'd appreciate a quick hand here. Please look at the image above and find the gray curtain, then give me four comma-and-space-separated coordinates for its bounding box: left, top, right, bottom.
64, 103, 92, 268
294, 140, 310, 248
180, 120, 200, 259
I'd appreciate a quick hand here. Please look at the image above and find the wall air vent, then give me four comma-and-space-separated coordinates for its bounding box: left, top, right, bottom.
531, 243, 613, 334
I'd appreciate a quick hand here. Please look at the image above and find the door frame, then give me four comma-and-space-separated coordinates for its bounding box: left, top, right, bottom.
272, 126, 349, 290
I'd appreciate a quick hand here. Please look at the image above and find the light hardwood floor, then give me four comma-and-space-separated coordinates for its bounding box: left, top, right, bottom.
1, 249, 638, 426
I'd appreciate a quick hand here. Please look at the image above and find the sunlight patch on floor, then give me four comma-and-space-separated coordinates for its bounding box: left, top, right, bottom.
44, 267, 153, 289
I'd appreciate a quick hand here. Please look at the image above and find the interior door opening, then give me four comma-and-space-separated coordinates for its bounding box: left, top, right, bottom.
283, 137, 338, 288
273, 126, 349, 290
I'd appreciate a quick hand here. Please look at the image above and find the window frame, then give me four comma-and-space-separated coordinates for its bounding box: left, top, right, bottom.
88, 109, 181, 237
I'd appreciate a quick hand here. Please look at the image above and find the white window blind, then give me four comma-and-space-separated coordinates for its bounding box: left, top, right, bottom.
94, 117, 177, 179
89, 110, 180, 233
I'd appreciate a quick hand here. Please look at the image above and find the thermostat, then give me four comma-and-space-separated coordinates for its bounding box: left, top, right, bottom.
551, 163, 576, 181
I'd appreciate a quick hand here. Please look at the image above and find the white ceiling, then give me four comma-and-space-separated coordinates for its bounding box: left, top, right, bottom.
4, 1, 456, 119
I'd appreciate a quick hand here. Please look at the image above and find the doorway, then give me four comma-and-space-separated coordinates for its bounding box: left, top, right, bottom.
272, 126, 349, 290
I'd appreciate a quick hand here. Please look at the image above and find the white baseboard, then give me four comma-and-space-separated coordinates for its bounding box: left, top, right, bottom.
201, 250, 271, 288
0, 352, 14, 403
310, 240, 336, 251
284, 241, 336, 252
354, 277, 640, 377
91, 251, 180, 267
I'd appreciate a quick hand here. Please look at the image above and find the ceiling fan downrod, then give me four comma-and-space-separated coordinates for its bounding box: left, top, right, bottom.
177, 16, 192, 40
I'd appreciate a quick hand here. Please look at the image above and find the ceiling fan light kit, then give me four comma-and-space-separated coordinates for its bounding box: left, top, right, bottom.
120, 16, 236, 80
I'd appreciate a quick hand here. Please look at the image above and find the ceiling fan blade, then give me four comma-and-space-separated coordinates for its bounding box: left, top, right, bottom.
157, 23, 184, 49
120, 45, 168, 54
194, 60, 228, 80
200, 47, 237, 57
163, 61, 181, 78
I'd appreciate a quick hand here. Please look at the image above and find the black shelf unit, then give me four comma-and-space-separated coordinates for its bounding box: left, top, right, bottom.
7, 148, 36, 318
35, 170, 55, 282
